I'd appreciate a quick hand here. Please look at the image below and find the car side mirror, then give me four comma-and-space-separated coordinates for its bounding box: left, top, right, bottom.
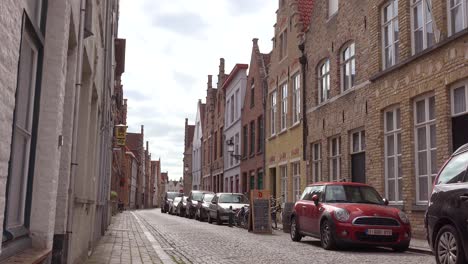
383, 198, 389, 206
312, 194, 319, 206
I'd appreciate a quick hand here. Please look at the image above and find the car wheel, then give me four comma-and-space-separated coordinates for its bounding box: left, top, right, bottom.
290, 216, 302, 242
320, 220, 337, 250
216, 211, 222, 225
208, 212, 213, 224
435, 225, 466, 264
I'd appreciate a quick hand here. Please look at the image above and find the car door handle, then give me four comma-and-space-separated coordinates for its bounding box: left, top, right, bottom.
459, 195, 468, 202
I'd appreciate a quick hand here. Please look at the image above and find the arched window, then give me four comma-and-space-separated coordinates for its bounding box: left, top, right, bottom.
318, 59, 330, 103
341, 42, 356, 92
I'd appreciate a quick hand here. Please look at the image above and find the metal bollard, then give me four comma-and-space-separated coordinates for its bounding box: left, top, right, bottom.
228, 206, 233, 227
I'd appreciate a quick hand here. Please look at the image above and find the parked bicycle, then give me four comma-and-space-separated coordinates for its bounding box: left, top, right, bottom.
270, 195, 283, 230
235, 205, 249, 229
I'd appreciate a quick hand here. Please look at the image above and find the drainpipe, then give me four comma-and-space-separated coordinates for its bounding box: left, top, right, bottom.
299, 40, 308, 169
66, 0, 87, 244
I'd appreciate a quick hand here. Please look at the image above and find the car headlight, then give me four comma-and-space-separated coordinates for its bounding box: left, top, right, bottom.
398, 211, 410, 224
334, 208, 350, 222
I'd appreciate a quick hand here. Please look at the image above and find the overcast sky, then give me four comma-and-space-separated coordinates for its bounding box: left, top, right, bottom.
119, 1, 277, 180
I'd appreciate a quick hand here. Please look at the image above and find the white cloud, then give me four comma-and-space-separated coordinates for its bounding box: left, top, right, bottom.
119, 0, 277, 180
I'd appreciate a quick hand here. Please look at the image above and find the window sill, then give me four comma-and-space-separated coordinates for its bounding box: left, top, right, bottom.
412, 204, 428, 212
370, 28, 468, 82
289, 121, 301, 130
268, 134, 277, 141
278, 129, 287, 136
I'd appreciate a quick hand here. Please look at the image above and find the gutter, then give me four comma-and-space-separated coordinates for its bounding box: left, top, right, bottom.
299, 42, 308, 164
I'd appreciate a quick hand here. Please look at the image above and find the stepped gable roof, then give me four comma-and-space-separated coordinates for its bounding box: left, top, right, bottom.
220, 64, 248, 91
297, 0, 314, 32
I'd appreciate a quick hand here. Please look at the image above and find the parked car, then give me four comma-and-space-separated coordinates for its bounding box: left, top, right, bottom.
290, 182, 411, 251
425, 143, 468, 264
207, 193, 249, 225
176, 196, 188, 217
195, 193, 215, 221
187, 190, 214, 219
161, 191, 183, 213
169, 196, 182, 215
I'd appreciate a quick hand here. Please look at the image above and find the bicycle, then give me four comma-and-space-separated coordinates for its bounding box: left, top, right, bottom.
270, 196, 283, 230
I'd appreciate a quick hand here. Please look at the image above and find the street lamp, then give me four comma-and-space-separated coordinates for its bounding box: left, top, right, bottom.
226, 139, 241, 160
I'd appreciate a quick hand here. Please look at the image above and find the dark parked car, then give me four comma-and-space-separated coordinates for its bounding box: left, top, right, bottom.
290, 182, 411, 251
161, 191, 182, 213
169, 196, 182, 215
195, 193, 215, 221
425, 143, 468, 264
187, 190, 214, 219
207, 193, 249, 225
176, 196, 188, 217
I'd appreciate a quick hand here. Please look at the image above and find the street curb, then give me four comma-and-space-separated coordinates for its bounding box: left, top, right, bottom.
407, 247, 433, 255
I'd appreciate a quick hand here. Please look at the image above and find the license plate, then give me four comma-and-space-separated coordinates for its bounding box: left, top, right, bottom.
366, 229, 392, 236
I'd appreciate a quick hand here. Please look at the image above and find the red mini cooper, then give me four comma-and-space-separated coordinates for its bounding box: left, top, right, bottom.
290, 182, 411, 251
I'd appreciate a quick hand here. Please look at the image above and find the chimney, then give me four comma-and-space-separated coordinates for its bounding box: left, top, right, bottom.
141, 125, 144, 136
218, 58, 225, 87
207, 75, 212, 89
146, 141, 149, 152
252, 38, 259, 45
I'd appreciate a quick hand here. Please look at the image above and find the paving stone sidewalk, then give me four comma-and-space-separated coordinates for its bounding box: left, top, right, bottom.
86, 211, 164, 264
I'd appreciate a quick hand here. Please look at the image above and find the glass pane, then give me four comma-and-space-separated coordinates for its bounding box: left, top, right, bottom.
419, 176, 428, 201
430, 124, 436, 148
393, 0, 398, 16
451, 6, 463, 33
387, 135, 395, 155
414, 28, 423, 53
386, 111, 394, 132
416, 100, 426, 123
384, 4, 391, 22
398, 178, 403, 201
396, 108, 401, 128
426, 21, 434, 47
387, 157, 395, 179
414, 4, 422, 29
394, 19, 399, 42
388, 179, 395, 201
384, 25, 391, 47
361, 131, 366, 151
397, 133, 402, 154
353, 132, 360, 153
453, 87, 466, 114
431, 149, 438, 174
385, 47, 392, 68
429, 96, 435, 120
398, 155, 402, 177
417, 127, 427, 150
418, 151, 428, 175
394, 40, 399, 63
332, 159, 338, 180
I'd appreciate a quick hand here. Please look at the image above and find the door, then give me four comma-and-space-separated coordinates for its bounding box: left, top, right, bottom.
351, 152, 366, 183
452, 114, 468, 151
302, 185, 324, 234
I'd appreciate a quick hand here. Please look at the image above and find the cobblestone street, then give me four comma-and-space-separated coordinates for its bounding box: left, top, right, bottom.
88, 210, 435, 264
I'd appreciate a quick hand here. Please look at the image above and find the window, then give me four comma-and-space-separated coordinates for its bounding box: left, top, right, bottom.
382, 0, 399, 69
280, 82, 288, 130
243, 125, 248, 158
214, 131, 218, 159
436, 151, 468, 184
279, 30, 288, 60
384, 108, 402, 203
235, 89, 240, 120
411, 0, 434, 53
250, 121, 255, 156
250, 172, 255, 190
351, 130, 365, 154
414, 95, 437, 203
280, 165, 288, 203
257, 116, 264, 152
311, 143, 322, 183
257, 170, 264, 190
341, 43, 356, 92
292, 162, 301, 202
329, 0, 339, 17
235, 133, 240, 164
448, 0, 468, 35
250, 81, 255, 108
230, 95, 235, 124
271, 90, 277, 135
318, 59, 330, 103
451, 81, 468, 116
229, 137, 234, 167
219, 127, 223, 157
292, 73, 301, 124
329, 137, 341, 182
5, 13, 43, 244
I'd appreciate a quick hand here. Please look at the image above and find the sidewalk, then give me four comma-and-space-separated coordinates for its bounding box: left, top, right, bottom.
86, 211, 164, 264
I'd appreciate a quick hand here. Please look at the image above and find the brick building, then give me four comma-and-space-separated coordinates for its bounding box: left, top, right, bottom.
241, 39, 270, 193
302, 0, 468, 238
151, 160, 161, 207
265, 0, 313, 203
183, 119, 195, 195
126, 127, 145, 209
201, 59, 228, 192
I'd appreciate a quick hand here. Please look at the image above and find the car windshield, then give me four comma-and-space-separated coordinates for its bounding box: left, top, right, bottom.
324, 185, 384, 205
167, 192, 179, 200
218, 194, 249, 204
192, 192, 203, 201
203, 194, 214, 202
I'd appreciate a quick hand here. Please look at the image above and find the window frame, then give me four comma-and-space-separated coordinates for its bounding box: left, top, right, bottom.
414, 94, 437, 204
381, 0, 400, 69
350, 129, 365, 154
447, 0, 468, 36
292, 73, 301, 124
410, 0, 434, 54
249, 121, 255, 156
451, 80, 468, 117
312, 142, 322, 183
280, 165, 288, 203
250, 82, 255, 108
329, 136, 341, 182
257, 116, 263, 153
318, 59, 330, 104
341, 42, 356, 92
292, 162, 301, 202
270, 90, 277, 136
384, 107, 403, 204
